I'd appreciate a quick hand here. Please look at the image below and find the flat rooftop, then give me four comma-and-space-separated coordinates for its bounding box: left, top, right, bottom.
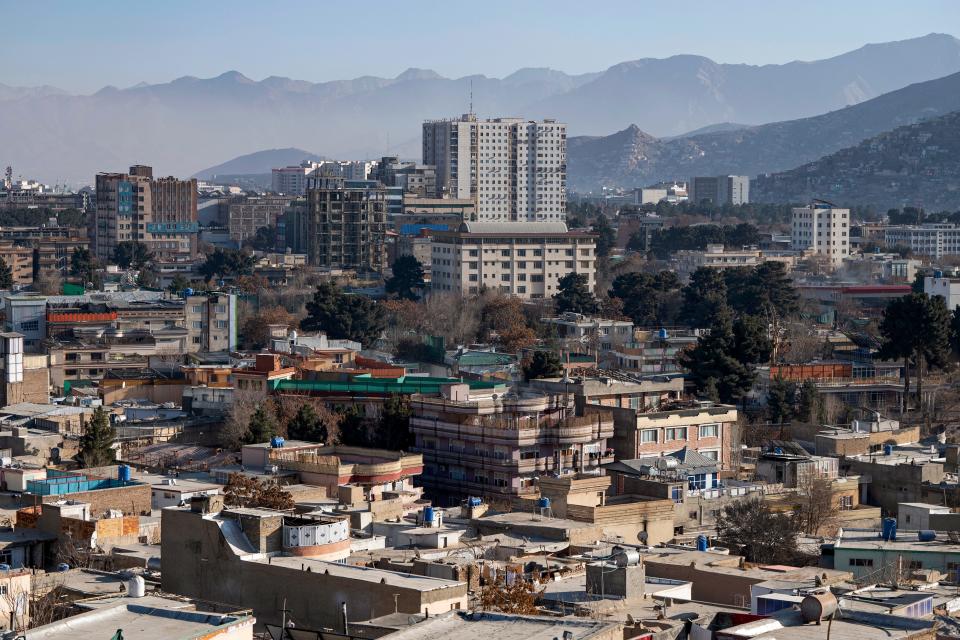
377, 610, 619, 640
24, 595, 252, 640
836, 528, 960, 553
250, 555, 466, 592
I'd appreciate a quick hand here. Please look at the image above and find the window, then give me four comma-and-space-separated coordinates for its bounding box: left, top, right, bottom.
192, 321, 203, 329
908, 560, 923, 570
849, 558, 874, 567
666, 427, 687, 441
19, 320, 39, 331
699, 424, 719, 439
192, 305, 203, 313
640, 429, 658, 444
700, 450, 719, 461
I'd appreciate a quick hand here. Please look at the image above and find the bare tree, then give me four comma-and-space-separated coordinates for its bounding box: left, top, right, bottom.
34, 269, 63, 295
795, 476, 837, 535
221, 393, 258, 449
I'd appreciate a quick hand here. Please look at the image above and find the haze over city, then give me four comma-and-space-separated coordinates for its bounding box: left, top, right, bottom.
1, 2, 960, 639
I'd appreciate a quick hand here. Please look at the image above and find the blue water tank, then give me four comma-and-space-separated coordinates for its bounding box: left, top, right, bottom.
696, 534, 709, 552
918, 530, 937, 542
935, 270, 944, 279
183, 287, 194, 297
118, 465, 131, 483
658, 328, 669, 340
773, 447, 784, 455
881, 517, 897, 541
883, 444, 894, 456
270, 436, 285, 448
423, 506, 435, 525
0, 564, 10, 571
57, 563, 69, 572
468, 497, 482, 507
538, 497, 551, 510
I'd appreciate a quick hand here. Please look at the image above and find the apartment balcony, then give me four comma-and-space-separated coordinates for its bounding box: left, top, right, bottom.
410, 412, 614, 446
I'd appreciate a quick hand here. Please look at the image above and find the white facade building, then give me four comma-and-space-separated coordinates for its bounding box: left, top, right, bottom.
924, 274, 960, 309
271, 161, 323, 196
429, 222, 594, 299
423, 115, 566, 222
885, 224, 960, 259
791, 204, 850, 266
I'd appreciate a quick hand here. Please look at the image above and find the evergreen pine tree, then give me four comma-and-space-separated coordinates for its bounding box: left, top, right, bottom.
244, 404, 277, 444
78, 407, 117, 468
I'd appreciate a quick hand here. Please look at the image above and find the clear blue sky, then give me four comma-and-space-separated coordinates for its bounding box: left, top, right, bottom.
1, 0, 957, 93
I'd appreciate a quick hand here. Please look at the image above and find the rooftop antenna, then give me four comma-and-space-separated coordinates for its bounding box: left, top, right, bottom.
469, 79, 473, 115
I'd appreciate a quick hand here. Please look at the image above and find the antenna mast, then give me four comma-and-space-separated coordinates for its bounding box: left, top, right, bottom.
469, 79, 473, 115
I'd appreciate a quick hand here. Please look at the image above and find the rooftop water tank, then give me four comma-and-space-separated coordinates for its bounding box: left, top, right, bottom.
56, 563, 69, 572
467, 497, 483, 507
881, 517, 897, 541
184, 287, 194, 297
538, 497, 551, 510
884, 444, 894, 456
127, 575, 146, 598
423, 506, 436, 527
0, 564, 10, 572
118, 465, 131, 483
696, 534, 709, 552
918, 530, 937, 542
800, 592, 838, 624
614, 548, 641, 567
270, 436, 285, 448
658, 328, 669, 340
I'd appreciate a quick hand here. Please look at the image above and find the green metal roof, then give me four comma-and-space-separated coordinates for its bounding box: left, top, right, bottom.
454, 351, 516, 366
274, 375, 504, 395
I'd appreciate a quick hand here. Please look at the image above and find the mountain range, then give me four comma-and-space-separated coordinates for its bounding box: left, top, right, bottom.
566, 70, 960, 191
752, 111, 960, 210
192, 148, 324, 180
2, 33, 959, 184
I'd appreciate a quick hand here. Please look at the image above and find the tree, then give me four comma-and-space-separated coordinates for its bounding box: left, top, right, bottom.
795, 476, 836, 535
478, 575, 543, 614
34, 269, 62, 295
767, 377, 795, 425
198, 247, 255, 283
591, 213, 616, 258
732, 314, 772, 366
879, 293, 951, 412
221, 394, 257, 449
301, 281, 387, 346
609, 271, 681, 327
797, 380, 820, 423
243, 404, 277, 444
167, 273, 190, 294
385, 256, 426, 301
679, 268, 728, 327
78, 407, 116, 468
240, 305, 296, 349
0, 257, 12, 290
113, 241, 153, 269
553, 273, 598, 315
679, 307, 756, 404
725, 262, 799, 318
377, 394, 412, 451
715, 496, 800, 564
287, 404, 331, 443
244, 226, 278, 251
70, 247, 96, 283
522, 350, 563, 381
136, 265, 159, 288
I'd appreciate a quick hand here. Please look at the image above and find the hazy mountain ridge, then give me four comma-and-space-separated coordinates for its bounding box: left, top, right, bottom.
566, 70, 960, 191
752, 110, 960, 210
2, 33, 960, 184
193, 148, 325, 180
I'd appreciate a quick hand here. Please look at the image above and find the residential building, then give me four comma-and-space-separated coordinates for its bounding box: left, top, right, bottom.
595, 402, 738, 470
924, 273, 960, 309
305, 177, 387, 272
93, 165, 198, 264
271, 160, 323, 195
791, 203, 850, 266
409, 383, 615, 503
689, 176, 749, 205
0, 332, 49, 406
402, 195, 475, 220
429, 221, 595, 299
832, 527, 960, 579
0, 242, 33, 285
884, 223, 960, 259
32, 236, 90, 275
2, 294, 46, 350
611, 329, 702, 374
423, 114, 566, 222
185, 292, 238, 352
615, 212, 664, 250
163, 495, 468, 631
227, 195, 292, 245
373, 156, 437, 196
632, 182, 687, 205
540, 312, 633, 353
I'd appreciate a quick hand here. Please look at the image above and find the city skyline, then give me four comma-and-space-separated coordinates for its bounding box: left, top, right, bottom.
0, 0, 957, 93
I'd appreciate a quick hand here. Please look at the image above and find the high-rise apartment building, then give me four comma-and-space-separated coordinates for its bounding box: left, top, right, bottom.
689, 176, 750, 205
791, 203, 850, 266
271, 161, 323, 196
227, 195, 292, 245
305, 177, 387, 273
93, 165, 198, 264
422, 115, 566, 222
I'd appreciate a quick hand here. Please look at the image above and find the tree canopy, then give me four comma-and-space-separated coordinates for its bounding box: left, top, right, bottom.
0, 257, 12, 290
522, 350, 564, 381
385, 256, 426, 301
113, 241, 153, 269
70, 247, 97, 284
591, 213, 616, 258
78, 407, 116, 468
609, 271, 681, 327
302, 281, 387, 346
198, 248, 255, 282
553, 273, 598, 315
716, 496, 800, 564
